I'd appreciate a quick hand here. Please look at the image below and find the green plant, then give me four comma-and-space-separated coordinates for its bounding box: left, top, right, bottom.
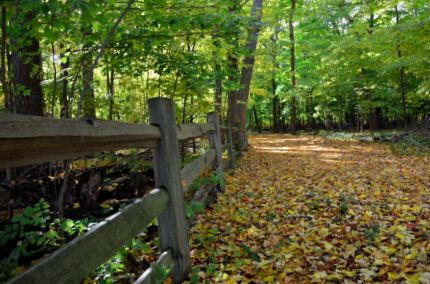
338, 193, 354, 216
151, 264, 170, 284
94, 247, 127, 283
390, 133, 430, 156
364, 223, 380, 242
209, 172, 225, 191
188, 171, 225, 193
185, 201, 205, 218
0, 200, 88, 281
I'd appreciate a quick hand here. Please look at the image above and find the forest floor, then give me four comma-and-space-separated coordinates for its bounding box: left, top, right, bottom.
187, 134, 430, 283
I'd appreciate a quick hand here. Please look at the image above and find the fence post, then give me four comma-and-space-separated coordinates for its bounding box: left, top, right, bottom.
207, 112, 223, 175
147, 98, 191, 283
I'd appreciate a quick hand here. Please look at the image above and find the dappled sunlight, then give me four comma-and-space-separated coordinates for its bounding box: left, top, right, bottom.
249, 134, 388, 166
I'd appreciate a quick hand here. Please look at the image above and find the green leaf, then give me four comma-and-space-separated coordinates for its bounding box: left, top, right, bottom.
240, 244, 259, 261
151, 264, 170, 284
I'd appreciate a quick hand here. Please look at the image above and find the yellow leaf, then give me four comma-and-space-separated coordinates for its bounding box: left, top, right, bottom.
406, 249, 418, 260
312, 271, 328, 282
337, 269, 355, 278
323, 241, 334, 251
257, 259, 271, 268
406, 272, 421, 284
388, 272, 399, 281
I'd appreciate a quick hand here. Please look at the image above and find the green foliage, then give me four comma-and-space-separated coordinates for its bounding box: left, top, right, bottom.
151, 264, 170, 284
239, 243, 259, 261
209, 172, 225, 191
185, 201, 205, 218
189, 171, 225, 193
93, 234, 159, 282
0, 200, 88, 281
94, 246, 127, 283
390, 133, 430, 156
338, 193, 355, 216
364, 223, 380, 242
249, 0, 430, 131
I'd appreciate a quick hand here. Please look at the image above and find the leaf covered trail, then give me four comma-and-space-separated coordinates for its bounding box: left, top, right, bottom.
189, 134, 430, 283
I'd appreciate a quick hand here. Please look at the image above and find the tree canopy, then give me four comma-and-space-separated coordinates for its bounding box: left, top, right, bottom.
1, 0, 429, 129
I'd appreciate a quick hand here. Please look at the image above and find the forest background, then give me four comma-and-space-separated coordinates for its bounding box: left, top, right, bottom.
1, 0, 429, 132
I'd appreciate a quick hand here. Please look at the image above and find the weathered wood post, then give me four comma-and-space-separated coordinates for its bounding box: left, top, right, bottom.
207, 112, 223, 175
147, 98, 191, 283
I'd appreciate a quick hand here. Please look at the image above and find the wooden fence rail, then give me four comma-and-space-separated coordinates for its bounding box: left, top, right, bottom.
1, 98, 242, 284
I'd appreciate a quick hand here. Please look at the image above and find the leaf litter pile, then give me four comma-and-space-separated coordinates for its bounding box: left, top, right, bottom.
188, 134, 430, 283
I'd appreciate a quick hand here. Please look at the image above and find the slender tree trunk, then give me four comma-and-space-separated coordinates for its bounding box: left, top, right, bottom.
226, 0, 241, 149
106, 55, 115, 120
236, 0, 263, 146
60, 45, 70, 118
190, 94, 196, 153
252, 105, 261, 133
227, 53, 239, 127
271, 28, 280, 133
1, 5, 11, 112
212, 34, 223, 121
109, 67, 114, 120
171, 70, 179, 99
395, 5, 407, 126
82, 51, 96, 119
50, 42, 57, 117
272, 96, 278, 132
11, 1, 44, 116
289, 0, 297, 131
182, 93, 187, 124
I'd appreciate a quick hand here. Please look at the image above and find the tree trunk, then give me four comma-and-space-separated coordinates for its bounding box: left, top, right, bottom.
395, 5, 407, 126
289, 0, 297, 132
10, 1, 44, 116
212, 34, 222, 121
236, 0, 263, 145
271, 28, 280, 133
1, 5, 11, 112
226, 0, 241, 147
272, 96, 279, 132
50, 42, 57, 117
106, 56, 115, 121
82, 52, 96, 119
252, 105, 261, 133
60, 45, 70, 118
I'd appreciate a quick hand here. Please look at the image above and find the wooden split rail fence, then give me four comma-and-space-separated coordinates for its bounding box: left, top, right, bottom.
0, 98, 242, 284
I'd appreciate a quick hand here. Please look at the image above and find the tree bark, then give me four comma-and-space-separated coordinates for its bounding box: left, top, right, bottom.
1, 5, 11, 112
212, 34, 223, 121
82, 51, 96, 119
11, 0, 44, 116
226, 0, 241, 145
252, 105, 261, 133
395, 5, 407, 126
272, 96, 279, 132
271, 28, 279, 132
60, 45, 70, 118
106, 54, 115, 120
50, 42, 57, 117
289, 0, 297, 132
236, 0, 263, 146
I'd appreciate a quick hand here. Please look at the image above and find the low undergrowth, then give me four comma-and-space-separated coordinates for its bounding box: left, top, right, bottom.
317, 130, 430, 156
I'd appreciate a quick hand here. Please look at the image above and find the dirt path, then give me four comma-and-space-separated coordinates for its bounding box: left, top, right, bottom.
188, 134, 430, 283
